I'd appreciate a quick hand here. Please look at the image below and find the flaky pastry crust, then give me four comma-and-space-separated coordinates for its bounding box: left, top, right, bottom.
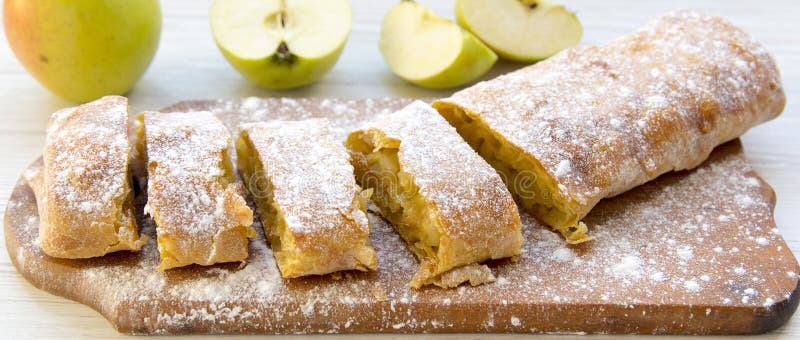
434, 10, 785, 242
24, 96, 145, 258
347, 101, 522, 288
236, 119, 378, 278
141, 111, 255, 270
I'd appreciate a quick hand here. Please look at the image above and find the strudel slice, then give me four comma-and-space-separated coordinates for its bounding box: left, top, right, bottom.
236, 119, 378, 278
141, 111, 256, 270
346, 101, 522, 288
434, 10, 785, 243
23, 96, 145, 258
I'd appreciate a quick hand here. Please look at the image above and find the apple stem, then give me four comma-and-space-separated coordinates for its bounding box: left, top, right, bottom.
274, 42, 296, 65
520, 0, 539, 9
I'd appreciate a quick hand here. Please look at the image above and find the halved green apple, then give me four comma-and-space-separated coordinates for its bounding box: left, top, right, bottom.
379, 1, 497, 89
210, 0, 351, 89
456, 0, 582, 62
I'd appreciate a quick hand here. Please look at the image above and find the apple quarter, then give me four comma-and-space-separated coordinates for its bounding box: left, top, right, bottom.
236, 119, 378, 278
378, 1, 496, 88
455, 0, 582, 62
140, 111, 256, 270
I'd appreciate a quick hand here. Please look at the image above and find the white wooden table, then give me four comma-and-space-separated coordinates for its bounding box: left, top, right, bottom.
1, 0, 798, 338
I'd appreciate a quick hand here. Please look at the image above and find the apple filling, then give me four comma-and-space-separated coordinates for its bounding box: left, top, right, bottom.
436, 104, 589, 243
348, 131, 472, 286
347, 133, 442, 260
235, 134, 306, 277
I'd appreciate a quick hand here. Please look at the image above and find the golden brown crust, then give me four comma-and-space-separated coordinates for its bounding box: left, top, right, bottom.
347, 101, 522, 288
142, 111, 255, 270
23, 96, 145, 258
434, 10, 785, 240
236, 119, 378, 277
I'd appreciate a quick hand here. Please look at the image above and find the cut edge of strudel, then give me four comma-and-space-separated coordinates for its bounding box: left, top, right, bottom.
433, 10, 785, 244
140, 111, 255, 270
346, 100, 523, 288
236, 119, 378, 278
433, 103, 591, 244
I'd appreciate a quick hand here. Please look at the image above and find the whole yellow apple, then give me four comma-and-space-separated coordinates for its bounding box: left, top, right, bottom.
3, 0, 161, 103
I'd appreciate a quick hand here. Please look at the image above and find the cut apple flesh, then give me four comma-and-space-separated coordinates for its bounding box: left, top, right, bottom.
210, 0, 351, 60
379, 2, 462, 80
456, 0, 582, 61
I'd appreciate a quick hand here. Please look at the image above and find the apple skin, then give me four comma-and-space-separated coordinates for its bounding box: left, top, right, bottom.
409, 30, 497, 89
215, 44, 347, 90
3, 0, 161, 103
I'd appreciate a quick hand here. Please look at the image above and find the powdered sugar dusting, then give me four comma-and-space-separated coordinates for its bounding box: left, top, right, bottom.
551, 247, 576, 262
44, 99, 128, 219
5, 98, 797, 334
441, 9, 785, 222
240, 119, 366, 234
238, 119, 377, 274
143, 111, 254, 268
144, 111, 236, 235
555, 159, 572, 177
357, 101, 521, 256
27, 96, 144, 257
496, 141, 791, 310
165, 97, 414, 142
684, 279, 701, 293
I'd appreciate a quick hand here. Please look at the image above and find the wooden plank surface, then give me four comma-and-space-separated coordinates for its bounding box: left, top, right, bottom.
1, 0, 799, 338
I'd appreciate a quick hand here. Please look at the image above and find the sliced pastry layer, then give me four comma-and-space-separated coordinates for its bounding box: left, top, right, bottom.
346, 100, 522, 288
140, 111, 255, 270
236, 119, 378, 278
23, 96, 145, 258
433, 10, 785, 243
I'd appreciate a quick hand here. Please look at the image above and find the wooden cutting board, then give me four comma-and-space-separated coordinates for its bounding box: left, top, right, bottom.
4, 98, 799, 335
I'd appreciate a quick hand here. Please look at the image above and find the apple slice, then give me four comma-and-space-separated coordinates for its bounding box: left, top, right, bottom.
379, 1, 497, 89
456, 0, 582, 62
210, 0, 351, 89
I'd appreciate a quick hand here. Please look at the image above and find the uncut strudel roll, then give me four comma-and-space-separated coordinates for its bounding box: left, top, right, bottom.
347, 101, 523, 288
236, 119, 378, 278
433, 10, 786, 243
22, 96, 146, 258
140, 111, 256, 270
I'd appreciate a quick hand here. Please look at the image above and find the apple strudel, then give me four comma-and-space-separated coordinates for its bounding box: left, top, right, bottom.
433, 10, 785, 243
140, 111, 256, 270
346, 101, 523, 288
236, 119, 378, 278
23, 96, 146, 258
